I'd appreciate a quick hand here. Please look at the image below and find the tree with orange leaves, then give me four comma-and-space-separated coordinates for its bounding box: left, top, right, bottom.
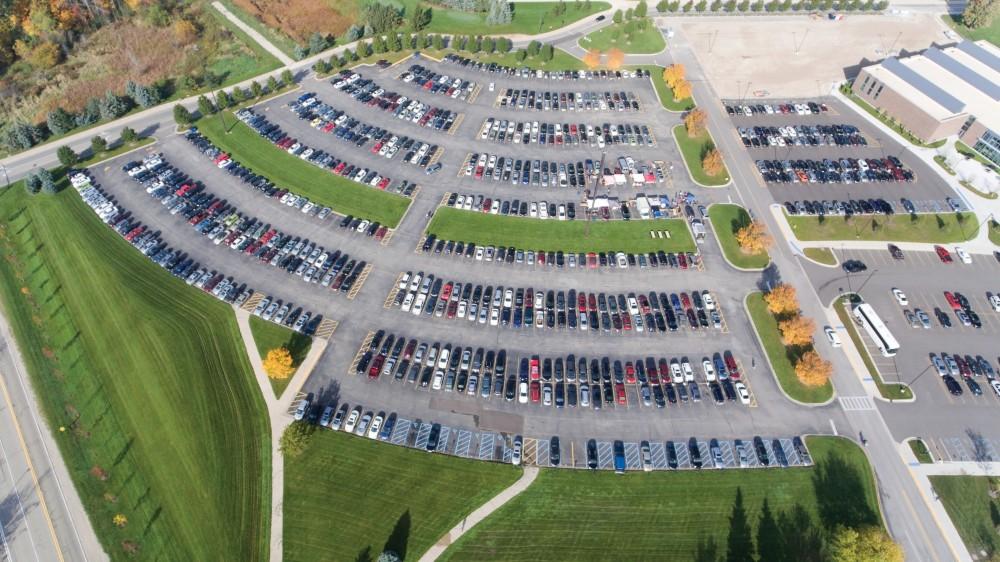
606, 48, 625, 69
583, 48, 601, 69
763, 283, 798, 315
662, 63, 685, 87
702, 147, 725, 177
735, 220, 773, 254
795, 350, 832, 387
683, 108, 706, 136
673, 78, 692, 101
779, 315, 815, 346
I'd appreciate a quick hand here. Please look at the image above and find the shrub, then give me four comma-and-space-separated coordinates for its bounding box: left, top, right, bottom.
57, 145, 79, 166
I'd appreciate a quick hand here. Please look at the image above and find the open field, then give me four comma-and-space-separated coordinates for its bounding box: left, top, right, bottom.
579, 19, 666, 54
786, 212, 978, 243
442, 436, 880, 561
834, 297, 912, 400
746, 292, 834, 404
0, 177, 269, 559
249, 316, 312, 398
283, 429, 520, 561
194, 112, 411, 227
427, 207, 696, 254
929, 475, 1000, 559
804, 247, 836, 265
673, 125, 730, 186
709, 204, 769, 269
424, 2, 610, 35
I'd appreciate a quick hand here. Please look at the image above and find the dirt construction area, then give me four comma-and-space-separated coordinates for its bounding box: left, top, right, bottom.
675, 13, 950, 98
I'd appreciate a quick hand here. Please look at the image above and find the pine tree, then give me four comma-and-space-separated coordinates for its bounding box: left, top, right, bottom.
47, 108, 76, 136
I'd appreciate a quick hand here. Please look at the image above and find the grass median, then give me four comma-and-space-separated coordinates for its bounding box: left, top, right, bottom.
929, 475, 1000, 559
709, 203, 769, 269
673, 125, 731, 186
579, 20, 666, 54
427, 207, 696, 254
746, 292, 833, 404
0, 178, 269, 560
442, 436, 881, 561
834, 296, 912, 400
249, 316, 312, 398
283, 429, 520, 561
804, 247, 837, 265
786, 212, 978, 243
632, 64, 695, 112
195, 112, 411, 228
424, 1, 610, 35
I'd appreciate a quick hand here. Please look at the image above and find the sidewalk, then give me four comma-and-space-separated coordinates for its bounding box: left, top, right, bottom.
212, 1, 294, 66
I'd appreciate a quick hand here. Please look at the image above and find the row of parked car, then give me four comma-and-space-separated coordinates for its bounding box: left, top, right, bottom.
442, 53, 653, 81
782, 198, 899, 217
449, 193, 579, 220
234, 106, 416, 196
496, 88, 642, 112
391, 270, 723, 334
355, 330, 750, 409
755, 157, 913, 184
738, 124, 867, 148
462, 152, 665, 188
479, 118, 655, 148
725, 101, 828, 116
123, 154, 368, 294
929, 352, 1000, 397
397, 63, 477, 101
331, 70, 459, 132
420, 234, 702, 271
287, 93, 439, 169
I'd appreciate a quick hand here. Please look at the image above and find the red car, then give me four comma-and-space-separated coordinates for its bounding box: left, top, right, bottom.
529, 358, 540, 381
935, 245, 953, 263
724, 351, 741, 380
615, 383, 627, 405
530, 381, 541, 403
624, 362, 636, 384
368, 355, 385, 379
943, 291, 961, 311
587, 253, 598, 268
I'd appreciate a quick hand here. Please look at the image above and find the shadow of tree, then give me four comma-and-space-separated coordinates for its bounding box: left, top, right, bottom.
726, 487, 754, 562
812, 452, 878, 530
383, 510, 411, 560
693, 534, 718, 562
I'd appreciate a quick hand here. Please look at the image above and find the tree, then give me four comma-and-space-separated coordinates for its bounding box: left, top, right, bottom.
24, 171, 41, 195
410, 5, 431, 31
197, 95, 216, 116
250, 81, 264, 98
173, 19, 198, 44
309, 32, 330, 55
497, 37, 512, 52
828, 526, 903, 562
764, 284, 798, 315
266, 76, 279, 93
47, 108, 76, 136
607, 48, 625, 69
583, 48, 601, 68
433, 33, 445, 50
515, 48, 528, 62
230, 87, 246, 103
264, 347, 295, 379
5, 122, 44, 151
702, 147, 725, 177
36, 168, 57, 194
961, 0, 997, 28
735, 220, 773, 254
99, 91, 130, 120
377, 552, 401, 562
779, 315, 815, 346
120, 127, 138, 144
541, 43, 554, 61
173, 104, 193, 126
528, 40, 541, 56
113, 514, 128, 528
90, 135, 108, 154
684, 108, 707, 136
673, 78, 693, 101
57, 145, 79, 166
126, 81, 159, 108
662, 63, 685, 87
626, 7, 635, 19
795, 350, 832, 387
279, 421, 313, 458
76, 99, 101, 128
613, 8, 624, 22
313, 59, 331, 74
636, 0, 649, 16
281, 69, 294, 86
365, 2, 402, 33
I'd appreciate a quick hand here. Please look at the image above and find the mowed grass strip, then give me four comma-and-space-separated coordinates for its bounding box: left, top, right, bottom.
929, 476, 1000, 557
442, 436, 880, 561
579, 20, 666, 54
803, 247, 837, 265
786, 212, 978, 243
249, 315, 312, 398
746, 292, 833, 403
427, 207, 696, 254
0, 181, 269, 559
672, 125, 731, 186
423, 2, 610, 34
283, 429, 520, 561
195, 112, 410, 227
709, 203, 769, 269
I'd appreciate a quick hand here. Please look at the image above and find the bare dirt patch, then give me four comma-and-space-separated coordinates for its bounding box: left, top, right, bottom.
232, 0, 358, 42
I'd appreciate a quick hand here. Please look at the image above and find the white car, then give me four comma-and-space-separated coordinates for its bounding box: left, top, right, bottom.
702, 359, 717, 382
511, 436, 523, 466
734, 382, 751, 405
992, 380, 1000, 398
990, 294, 1000, 312
955, 246, 972, 264
293, 399, 310, 421
343, 408, 361, 433
518, 381, 529, 404
366, 414, 384, 439
354, 412, 372, 436
891, 288, 908, 306
824, 326, 842, 347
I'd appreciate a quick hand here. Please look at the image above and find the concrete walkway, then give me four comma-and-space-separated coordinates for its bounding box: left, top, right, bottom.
419, 466, 539, 561
212, 1, 295, 66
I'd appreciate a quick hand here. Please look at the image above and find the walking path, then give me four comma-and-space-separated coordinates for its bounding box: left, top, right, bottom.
419, 466, 539, 562
212, 1, 295, 66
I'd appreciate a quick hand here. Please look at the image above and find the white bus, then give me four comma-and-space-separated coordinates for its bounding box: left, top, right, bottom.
853, 302, 899, 357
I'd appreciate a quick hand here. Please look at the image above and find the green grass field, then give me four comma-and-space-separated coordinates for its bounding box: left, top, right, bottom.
423, 2, 610, 34
746, 292, 833, 404
908, 439, 933, 464
786, 212, 978, 243
579, 20, 666, 54
803, 247, 837, 265
442, 436, 881, 561
0, 178, 269, 559
427, 207, 696, 254
833, 297, 912, 400
673, 125, 731, 186
929, 476, 1000, 558
632, 64, 695, 112
284, 429, 520, 561
709, 204, 769, 269
249, 316, 312, 398
194, 112, 410, 227
941, 14, 1000, 47
206, 5, 283, 79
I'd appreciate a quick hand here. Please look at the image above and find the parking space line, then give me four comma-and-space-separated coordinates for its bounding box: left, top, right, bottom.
447, 113, 465, 135
346, 263, 373, 300
649, 442, 667, 469
624, 442, 641, 470
536, 438, 550, 467
414, 423, 431, 450
390, 418, 411, 446
313, 319, 338, 340
720, 440, 736, 468
383, 275, 403, 309
522, 437, 538, 466
780, 438, 800, 466
697, 441, 711, 467
478, 433, 496, 461
597, 441, 613, 469
347, 331, 375, 375
674, 442, 690, 468
454, 429, 473, 457
241, 292, 263, 312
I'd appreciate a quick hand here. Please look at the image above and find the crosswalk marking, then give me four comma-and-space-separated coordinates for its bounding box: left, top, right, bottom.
839, 395, 876, 411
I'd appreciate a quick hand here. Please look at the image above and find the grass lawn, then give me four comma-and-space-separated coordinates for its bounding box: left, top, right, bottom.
427, 207, 696, 254
0, 177, 269, 559
991, 220, 1000, 247
746, 292, 834, 404
834, 296, 912, 400
908, 439, 934, 464
841, 87, 946, 148
804, 247, 837, 265
284, 429, 520, 561
786, 212, 978, 243
929, 475, 1000, 559
672, 125, 731, 186
249, 316, 312, 398
941, 14, 1000, 48
632, 64, 695, 112
442, 436, 881, 561
709, 204, 769, 269
423, 2, 610, 35
579, 20, 666, 54
205, 5, 284, 79
194, 112, 410, 227
934, 155, 956, 176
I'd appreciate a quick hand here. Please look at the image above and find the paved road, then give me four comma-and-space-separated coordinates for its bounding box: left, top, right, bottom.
0, 316, 105, 562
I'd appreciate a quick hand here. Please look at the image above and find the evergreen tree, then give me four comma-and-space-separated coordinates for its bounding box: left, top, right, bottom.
57, 145, 79, 166
174, 104, 194, 125
198, 95, 216, 116
37, 168, 57, 194
24, 171, 41, 195
47, 108, 76, 136
90, 135, 108, 155
76, 98, 101, 127
120, 126, 138, 144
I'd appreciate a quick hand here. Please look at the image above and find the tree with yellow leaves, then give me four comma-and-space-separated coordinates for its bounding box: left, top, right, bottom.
702, 147, 725, 177
583, 48, 601, 69
828, 526, 903, 562
795, 350, 832, 387
662, 64, 685, 87
263, 347, 295, 380
113, 513, 128, 528
607, 48, 625, 70
673, 78, 692, 101
173, 19, 198, 45
735, 220, 773, 254
763, 283, 798, 315
683, 108, 707, 137
779, 315, 815, 346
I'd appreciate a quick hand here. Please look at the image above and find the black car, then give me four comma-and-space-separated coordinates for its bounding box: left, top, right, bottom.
943, 375, 963, 395
689, 438, 703, 469
754, 436, 769, 466
586, 439, 599, 469
887, 244, 904, 260
665, 441, 678, 469
426, 423, 442, 452
842, 260, 867, 273
550, 437, 561, 466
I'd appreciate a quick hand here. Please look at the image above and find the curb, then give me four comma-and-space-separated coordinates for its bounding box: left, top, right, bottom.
800, 247, 839, 269
670, 125, 732, 189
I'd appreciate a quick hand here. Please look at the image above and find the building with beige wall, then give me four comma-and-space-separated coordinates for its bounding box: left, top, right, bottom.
851, 40, 1000, 166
